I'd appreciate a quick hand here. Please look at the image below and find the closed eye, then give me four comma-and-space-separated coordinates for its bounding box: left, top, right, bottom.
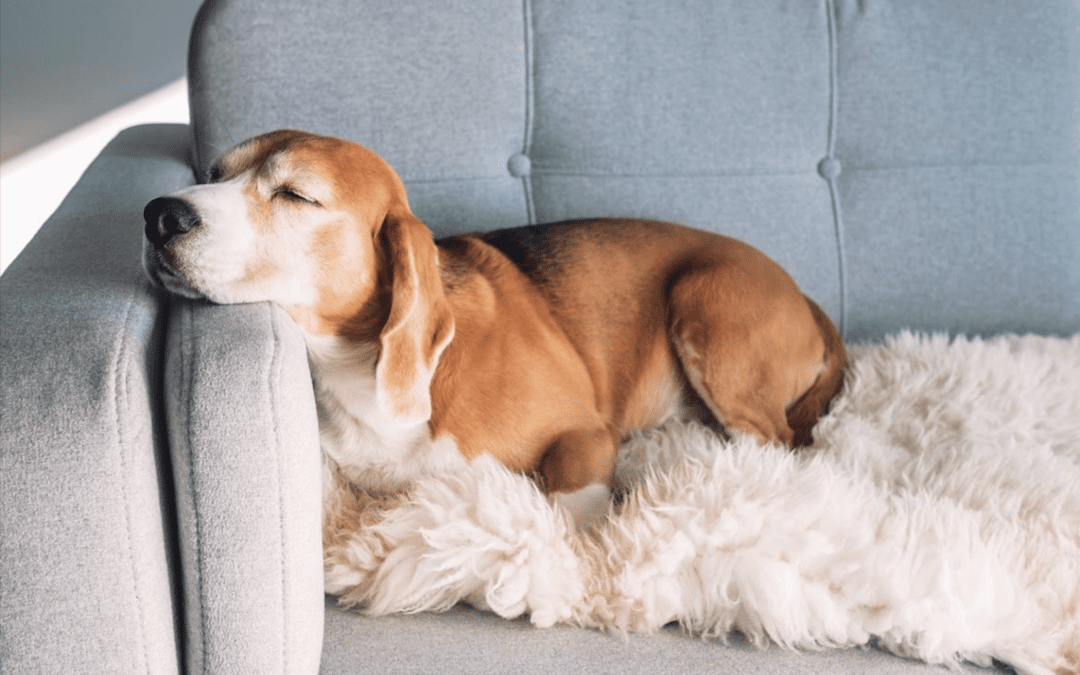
274, 186, 319, 206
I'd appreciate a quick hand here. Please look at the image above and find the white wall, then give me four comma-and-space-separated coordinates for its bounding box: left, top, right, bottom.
0, 79, 189, 274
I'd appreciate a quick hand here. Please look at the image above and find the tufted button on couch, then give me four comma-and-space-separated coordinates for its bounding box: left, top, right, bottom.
2, 1, 1077, 673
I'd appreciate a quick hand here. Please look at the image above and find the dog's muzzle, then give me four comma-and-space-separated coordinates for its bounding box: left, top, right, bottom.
142, 196, 206, 298
143, 196, 201, 247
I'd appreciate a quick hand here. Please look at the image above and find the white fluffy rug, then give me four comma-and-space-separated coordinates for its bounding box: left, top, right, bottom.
323, 332, 1080, 675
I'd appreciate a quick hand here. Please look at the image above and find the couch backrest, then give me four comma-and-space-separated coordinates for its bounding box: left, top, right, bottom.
187, 0, 1079, 342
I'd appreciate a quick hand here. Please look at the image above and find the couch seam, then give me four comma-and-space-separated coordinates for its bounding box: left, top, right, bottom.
824, 0, 848, 339
394, 158, 1066, 184
525, 166, 820, 178
521, 0, 536, 225
181, 303, 208, 675
269, 306, 289, 675
827, 160, 1071, 173
154, 292, 186, 674
113, 291, 151, 675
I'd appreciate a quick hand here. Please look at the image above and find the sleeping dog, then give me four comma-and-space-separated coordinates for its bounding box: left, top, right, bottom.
143, 129, 847, 526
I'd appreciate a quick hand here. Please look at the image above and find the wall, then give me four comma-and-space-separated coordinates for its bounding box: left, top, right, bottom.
0, 0, 204, 161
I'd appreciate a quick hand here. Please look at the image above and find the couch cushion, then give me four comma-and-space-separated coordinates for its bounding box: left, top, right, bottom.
524, 0, 841, 323
188, 0, 1079, 341
833, 1, 1080, 340
188, 0, 531, 235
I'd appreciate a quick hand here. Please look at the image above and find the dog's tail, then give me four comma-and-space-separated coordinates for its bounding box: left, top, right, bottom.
787, 297, 848, 447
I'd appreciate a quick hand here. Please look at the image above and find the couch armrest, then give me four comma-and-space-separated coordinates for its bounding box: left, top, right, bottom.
164, 299, 323, 675
1, 124, 195, 675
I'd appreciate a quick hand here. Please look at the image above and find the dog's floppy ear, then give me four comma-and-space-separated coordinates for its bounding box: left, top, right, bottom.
375, 208, 455, 427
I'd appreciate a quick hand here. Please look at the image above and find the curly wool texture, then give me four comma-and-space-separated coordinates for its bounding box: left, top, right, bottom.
324, 333, 1080, 675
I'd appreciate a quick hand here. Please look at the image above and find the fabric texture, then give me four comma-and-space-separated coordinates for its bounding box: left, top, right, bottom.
187, 0, 1080, 342
165, 301, 324, 675
0, 124, 194, 675
833, 1, 1080, 340
321, 598, 991, 675
188, 0, 531, 236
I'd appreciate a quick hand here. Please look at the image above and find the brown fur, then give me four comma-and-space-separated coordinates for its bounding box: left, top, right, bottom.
430, 220, 847, 493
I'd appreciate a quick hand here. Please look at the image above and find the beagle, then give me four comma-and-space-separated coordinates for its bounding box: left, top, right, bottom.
143, 129, 847, 526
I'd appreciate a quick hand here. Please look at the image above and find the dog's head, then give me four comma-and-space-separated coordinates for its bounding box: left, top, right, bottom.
144, 130, 408, 311
144, 129, 454, 423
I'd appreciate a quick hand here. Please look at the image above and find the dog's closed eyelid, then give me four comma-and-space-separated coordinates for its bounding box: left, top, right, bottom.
274, 186, 319, 206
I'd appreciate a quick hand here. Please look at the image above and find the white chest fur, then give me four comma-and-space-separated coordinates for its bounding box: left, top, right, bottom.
304, 334, 464, 497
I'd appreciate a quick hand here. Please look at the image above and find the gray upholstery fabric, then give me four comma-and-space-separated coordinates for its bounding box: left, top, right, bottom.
0, 124, 193, 675
833, 1, 1080, 339
188, 0, 531, 236
189, 0, 1080, 342
165, 300, 323, 675
320, 600, 991, 675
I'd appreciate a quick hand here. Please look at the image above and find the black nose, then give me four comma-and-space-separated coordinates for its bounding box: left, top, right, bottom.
144, 196, 201, 246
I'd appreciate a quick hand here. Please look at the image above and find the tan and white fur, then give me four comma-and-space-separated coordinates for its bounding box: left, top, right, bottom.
143, 129, 847, 528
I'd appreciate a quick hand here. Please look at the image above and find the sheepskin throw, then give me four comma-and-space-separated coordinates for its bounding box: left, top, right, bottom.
324, 332, 1080, 675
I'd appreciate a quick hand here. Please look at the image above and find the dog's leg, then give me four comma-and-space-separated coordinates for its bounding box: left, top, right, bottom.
672, 329, 795, 445
785, 297, 848, 446
539, 427, 616, 529
668, 268, 826, 447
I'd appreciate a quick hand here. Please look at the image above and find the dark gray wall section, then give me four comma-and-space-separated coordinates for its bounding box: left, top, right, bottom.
0, 0, 204, 161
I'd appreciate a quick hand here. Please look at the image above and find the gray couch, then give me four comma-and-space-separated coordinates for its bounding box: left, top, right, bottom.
2, 1, 1077, 673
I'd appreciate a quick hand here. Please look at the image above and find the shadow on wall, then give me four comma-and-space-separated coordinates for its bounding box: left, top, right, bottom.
0, 0, 203, 161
